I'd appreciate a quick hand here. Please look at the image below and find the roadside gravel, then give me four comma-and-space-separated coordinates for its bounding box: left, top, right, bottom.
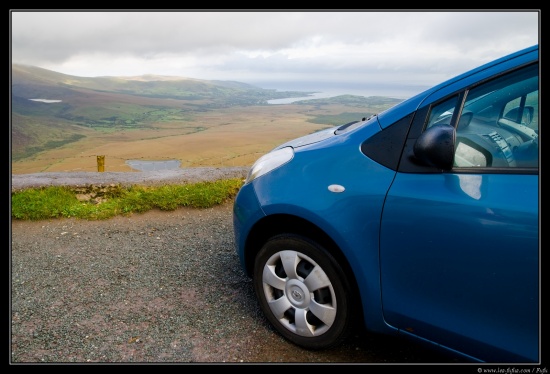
10, 167, 250, 191
11, 168, 465, 364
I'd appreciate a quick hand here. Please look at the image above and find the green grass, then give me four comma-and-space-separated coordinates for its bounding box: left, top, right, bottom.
11, 178, 244, 221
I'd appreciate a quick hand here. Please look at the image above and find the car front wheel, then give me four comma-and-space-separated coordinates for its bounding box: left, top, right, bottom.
253, 234, 356, 350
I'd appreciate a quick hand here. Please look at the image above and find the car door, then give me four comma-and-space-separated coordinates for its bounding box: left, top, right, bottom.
378, 63, 539, 362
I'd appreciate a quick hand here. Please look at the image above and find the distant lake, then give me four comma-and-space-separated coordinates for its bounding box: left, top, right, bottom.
257, 82, 428, 105
29, 99, 62, 103
126, 160, 181, 171
266, 89, 418, 105
267, 92, 341, 105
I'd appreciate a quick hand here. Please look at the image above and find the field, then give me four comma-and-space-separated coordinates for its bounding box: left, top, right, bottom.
11, 102, 364, 174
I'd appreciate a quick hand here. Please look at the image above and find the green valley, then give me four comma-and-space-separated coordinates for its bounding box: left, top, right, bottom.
11, 64, 403, 174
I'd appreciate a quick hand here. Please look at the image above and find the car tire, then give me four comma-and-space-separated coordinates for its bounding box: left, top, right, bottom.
253, 233, 356, 350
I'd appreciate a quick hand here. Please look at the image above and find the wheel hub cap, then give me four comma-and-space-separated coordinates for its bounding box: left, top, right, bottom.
286, 279, 310, 308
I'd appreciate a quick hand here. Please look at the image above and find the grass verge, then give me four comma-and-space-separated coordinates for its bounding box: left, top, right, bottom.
11, 178, 244, 221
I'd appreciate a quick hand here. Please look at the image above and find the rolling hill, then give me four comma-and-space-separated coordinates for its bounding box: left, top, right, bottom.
11, 64, 315, 160
10, 64, 403, 174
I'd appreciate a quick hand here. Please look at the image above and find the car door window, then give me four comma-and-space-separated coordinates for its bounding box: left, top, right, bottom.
425, 96, 460, 129
453, 63, 539, 169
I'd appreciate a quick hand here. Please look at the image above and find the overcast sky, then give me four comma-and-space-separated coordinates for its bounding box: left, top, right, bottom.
10, 10, 540, 98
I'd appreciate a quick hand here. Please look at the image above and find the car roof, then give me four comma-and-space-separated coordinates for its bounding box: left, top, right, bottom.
377, 44, 539, 129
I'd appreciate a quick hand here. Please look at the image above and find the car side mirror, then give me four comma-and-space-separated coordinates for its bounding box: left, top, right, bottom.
457, 111, 473, 130
504, 106, 534, 125
413, 124, 456, 170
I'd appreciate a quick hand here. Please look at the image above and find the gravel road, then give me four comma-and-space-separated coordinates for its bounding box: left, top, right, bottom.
11, 168, 465, 364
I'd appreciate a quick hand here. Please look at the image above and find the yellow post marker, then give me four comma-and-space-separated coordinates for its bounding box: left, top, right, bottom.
97, 155, 105, 172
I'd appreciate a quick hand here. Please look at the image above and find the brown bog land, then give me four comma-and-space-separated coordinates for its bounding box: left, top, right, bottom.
11, 103, 357, 174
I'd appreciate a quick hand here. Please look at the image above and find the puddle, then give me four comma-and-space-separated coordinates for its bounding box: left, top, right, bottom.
125, 160, 181, 171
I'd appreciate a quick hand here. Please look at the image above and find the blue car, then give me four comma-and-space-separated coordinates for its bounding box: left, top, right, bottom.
233, 45, 539, 363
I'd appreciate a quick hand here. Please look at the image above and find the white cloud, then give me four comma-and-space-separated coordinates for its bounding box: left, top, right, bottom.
10, 10, 539, 96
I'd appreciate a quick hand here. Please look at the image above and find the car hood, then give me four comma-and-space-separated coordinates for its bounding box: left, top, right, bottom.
273, 127, 338, 150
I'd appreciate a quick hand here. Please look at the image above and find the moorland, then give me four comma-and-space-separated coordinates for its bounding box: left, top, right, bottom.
11, 64, 403, 174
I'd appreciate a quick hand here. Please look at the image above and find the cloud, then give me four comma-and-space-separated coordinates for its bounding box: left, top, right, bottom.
10, 10, 540, 96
